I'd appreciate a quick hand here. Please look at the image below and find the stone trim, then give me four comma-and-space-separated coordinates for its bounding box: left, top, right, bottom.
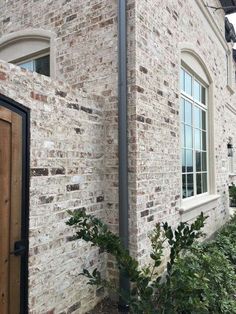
180, 194, 220, 221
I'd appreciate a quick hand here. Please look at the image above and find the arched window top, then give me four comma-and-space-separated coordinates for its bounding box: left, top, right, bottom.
0, 30, 53, 62
0, 37, 49, 63
0, 29, 55, 77
181, 47, 212, 86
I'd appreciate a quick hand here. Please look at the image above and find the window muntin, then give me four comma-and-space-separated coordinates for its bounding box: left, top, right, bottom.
181, 68, 208, 199
18, 54, 50, 77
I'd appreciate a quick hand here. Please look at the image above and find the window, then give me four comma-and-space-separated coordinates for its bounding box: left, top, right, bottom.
181, 67, 208, 199
0, 30, 55, 77
18, 54, 50, 76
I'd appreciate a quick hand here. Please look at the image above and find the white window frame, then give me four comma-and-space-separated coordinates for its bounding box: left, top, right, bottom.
179, 46, 218, 221
180, 66, 209, 201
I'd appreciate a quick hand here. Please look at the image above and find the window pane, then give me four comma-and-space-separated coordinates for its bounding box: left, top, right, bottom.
196, 151, 201, 172
182, 174, 186, 199
35, 55, 50, 76
195, 129, 201, 150
185, 100, 192, 125
181, 123, 185, 147
202, 173, 207, 193
19, 60, 34, 71
182, 149, 186, 173
202, 131, 206, 151
185, 126, 193, 148
184, 72, 192, 96
201, 86, 206, 104
186, 149, 193, 172
196, 173, 202, 194
181, 69, 185, 91
194, 80, 200, 102
187, 174, 193, 197
202, 152, 207, 171
202, 111, 206, 130
181, 98, 185, 122
194, 107, 201, 128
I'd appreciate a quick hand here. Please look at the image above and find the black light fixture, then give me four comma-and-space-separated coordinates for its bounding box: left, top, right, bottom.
228, 138, 234, 157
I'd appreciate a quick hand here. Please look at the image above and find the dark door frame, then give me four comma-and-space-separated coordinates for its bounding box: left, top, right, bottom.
0, 93, 30, 314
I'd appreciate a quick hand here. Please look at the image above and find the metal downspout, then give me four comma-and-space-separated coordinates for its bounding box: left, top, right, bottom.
118, 0, 130, 311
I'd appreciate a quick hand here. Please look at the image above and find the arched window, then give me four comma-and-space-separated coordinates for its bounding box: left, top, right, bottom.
0, 30, 55, 77
180, 49, 215, 201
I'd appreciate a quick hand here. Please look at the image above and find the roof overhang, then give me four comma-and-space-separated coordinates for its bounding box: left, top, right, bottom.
219, 0, 236, 14
233, 48, 236, 61
225, 17, 236, 42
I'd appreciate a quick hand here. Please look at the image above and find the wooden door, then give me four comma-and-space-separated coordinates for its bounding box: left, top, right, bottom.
0, 106, 23, 314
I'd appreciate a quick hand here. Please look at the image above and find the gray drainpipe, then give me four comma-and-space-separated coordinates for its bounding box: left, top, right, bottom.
118, 0, 130, 311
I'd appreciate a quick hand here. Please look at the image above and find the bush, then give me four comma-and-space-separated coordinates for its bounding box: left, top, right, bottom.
66, 211, 236, 313
168, 245, 236, 313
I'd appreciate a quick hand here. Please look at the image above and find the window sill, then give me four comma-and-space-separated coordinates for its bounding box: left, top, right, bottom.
179, 194, 220, 221
229, 173, 236, 177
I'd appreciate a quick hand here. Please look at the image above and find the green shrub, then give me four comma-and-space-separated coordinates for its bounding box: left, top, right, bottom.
168, 244, 236, 313
66, 211, 236, 313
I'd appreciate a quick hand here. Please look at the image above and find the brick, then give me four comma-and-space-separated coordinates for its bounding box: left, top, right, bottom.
137, 115, 145, 123
66, 14, 77, 22
31, 168, 49, 176
146, 201, 153, 208
30, 91, 47, 102
139, 66, 148, 74
81, 106, 92, 114
141, 210, 149, 217
0, 71, 7, 80
67, 302, 81, 313
97, 195, 104, 202
67, 103, 80, 110
51, 168, 66, 175
55, 90, 67, 97
99, 18, 113, 27
39, 196, 54, 204
66, 184, 80, 192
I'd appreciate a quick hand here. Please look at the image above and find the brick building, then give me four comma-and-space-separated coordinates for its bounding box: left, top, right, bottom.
0, 0, 236, 313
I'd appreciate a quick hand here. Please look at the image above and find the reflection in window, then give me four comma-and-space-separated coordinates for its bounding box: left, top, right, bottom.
18, 55, 50, 76
181, 68, 208, 199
